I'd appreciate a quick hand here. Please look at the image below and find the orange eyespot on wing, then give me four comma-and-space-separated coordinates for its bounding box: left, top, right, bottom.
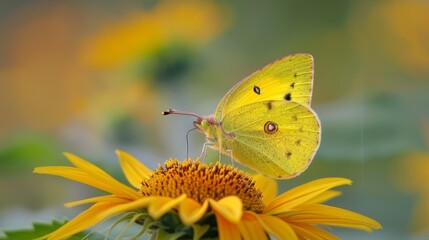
264, 121, 278, 134
221, 100, 321, 179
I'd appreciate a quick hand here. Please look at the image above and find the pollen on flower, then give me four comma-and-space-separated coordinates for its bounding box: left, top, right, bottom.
141, 159, 265, 212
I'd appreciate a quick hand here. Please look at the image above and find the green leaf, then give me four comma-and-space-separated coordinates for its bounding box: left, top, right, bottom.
154, 229, 185, 240
0, 220, 75, 240
0, 220, 107, 240
192, 224, 210, 240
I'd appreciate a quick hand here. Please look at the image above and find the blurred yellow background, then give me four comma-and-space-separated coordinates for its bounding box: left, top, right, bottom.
1, 1, 429, 239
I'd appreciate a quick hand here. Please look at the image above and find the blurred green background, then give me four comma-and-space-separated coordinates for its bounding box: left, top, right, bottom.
1, 0, 429, 239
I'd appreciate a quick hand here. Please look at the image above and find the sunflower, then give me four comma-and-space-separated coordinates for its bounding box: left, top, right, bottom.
34, 151, 381, 239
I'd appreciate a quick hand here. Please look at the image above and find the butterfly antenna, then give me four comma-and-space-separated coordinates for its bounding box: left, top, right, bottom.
162, 109, 201, 119
186, 127, 197, 160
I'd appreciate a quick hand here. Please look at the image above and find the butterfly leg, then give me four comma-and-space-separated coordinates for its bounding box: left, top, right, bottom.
199, 141, 213, 162
225, 148, 234, 167
217, 142, 222, 162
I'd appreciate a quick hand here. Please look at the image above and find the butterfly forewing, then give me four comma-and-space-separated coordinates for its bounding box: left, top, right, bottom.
214, 54, 314, 122
221, 100, 320, 179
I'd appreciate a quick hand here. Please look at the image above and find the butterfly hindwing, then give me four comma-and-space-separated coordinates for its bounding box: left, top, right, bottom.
221, 100, 320, 178
214, 54, 314, 121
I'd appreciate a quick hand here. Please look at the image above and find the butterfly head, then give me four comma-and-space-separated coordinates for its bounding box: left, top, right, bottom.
193, 114, 218, 134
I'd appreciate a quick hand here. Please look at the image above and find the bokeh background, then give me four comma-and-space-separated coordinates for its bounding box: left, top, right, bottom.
1, 0, 429, 239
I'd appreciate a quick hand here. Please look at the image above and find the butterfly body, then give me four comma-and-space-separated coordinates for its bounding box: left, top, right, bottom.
164, 53, 321, 179
193, 115, 233, 153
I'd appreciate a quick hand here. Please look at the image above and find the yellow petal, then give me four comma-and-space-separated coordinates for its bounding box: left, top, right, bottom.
238, 212, 268, 240
209, 196, 243, 223
255, 214, 297, 240
290, 222, 339, 240
148, 194, 187, 219
34, 163, 140, 200
179, 198, 209, 225
116, 150, 153, 188
305, 190, 342, 204
65, 195, 130, 208
253, 174, 277, 206
215, 212, 241, 240
265, 178, 352, 214
39, 202, 120, 240
98, 197, 157, 220
281, 204, 382, 232
64, 153, 112, 179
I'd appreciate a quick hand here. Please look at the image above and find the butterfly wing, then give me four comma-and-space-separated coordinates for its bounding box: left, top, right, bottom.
214, 54, 314, 121
221, 100, 321, 179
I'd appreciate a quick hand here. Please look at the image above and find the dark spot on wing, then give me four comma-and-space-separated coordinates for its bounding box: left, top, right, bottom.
290, 82, 295, 88
284, 93, 292, 101
295, 139, 301, 146
292, 115, 298, 121
253, 86, 261, 95
299, 126, 303, 132
286, 151, 292, 159
293, 73, 297, 78
266, 101, 273, 110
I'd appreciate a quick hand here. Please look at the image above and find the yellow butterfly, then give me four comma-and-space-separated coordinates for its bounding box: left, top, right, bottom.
163, 53, 321, 179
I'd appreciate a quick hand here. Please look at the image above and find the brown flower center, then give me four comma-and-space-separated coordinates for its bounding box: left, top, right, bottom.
141, 159, 265, 212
